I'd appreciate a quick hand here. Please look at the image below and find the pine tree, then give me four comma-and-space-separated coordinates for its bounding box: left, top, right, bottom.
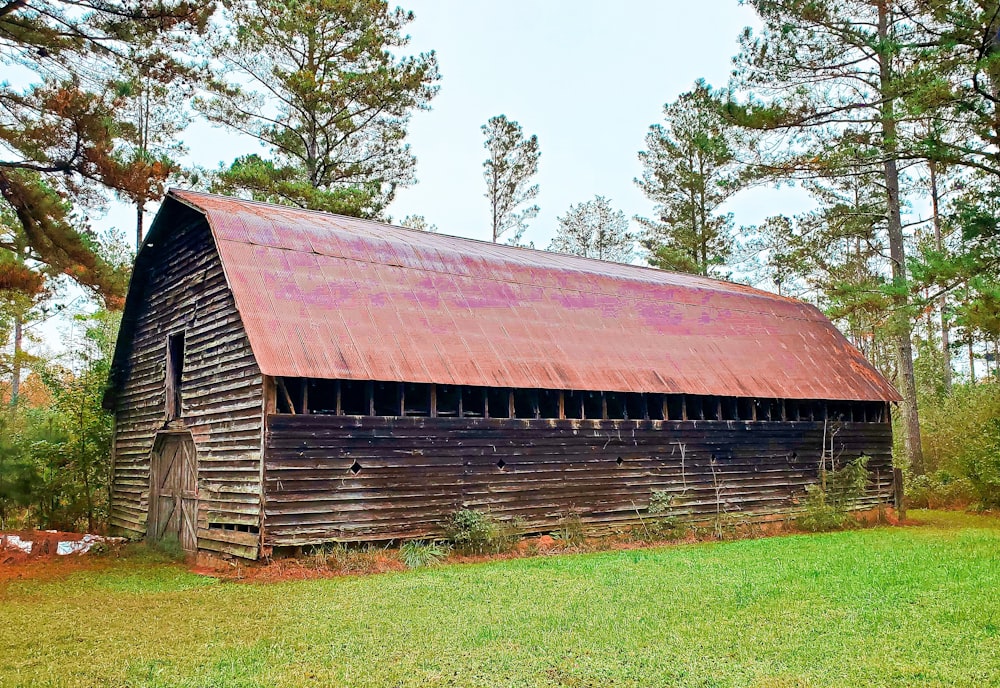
725, 0, 929, 471
482, 115, 540, 245
400, 215, 438, 232
548, 196, 635, 263
749, 173, 896, 373
912, 173, 1000, 381
111, 38, 203, 249
197, 0, 440, 218
0, 0, 211, 305
636, 82, 742, 277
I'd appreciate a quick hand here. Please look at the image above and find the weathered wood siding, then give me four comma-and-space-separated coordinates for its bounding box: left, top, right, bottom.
263, 415, 893, 545
111, 207, 263, 557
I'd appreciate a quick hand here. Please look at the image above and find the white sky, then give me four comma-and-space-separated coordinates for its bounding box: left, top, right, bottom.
103, 0, 814, 250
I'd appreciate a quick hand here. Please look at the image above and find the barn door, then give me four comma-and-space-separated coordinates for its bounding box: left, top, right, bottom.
148, 432, 198, 552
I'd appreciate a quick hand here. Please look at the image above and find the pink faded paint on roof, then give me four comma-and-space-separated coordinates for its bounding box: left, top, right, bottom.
169, 189, 899, 402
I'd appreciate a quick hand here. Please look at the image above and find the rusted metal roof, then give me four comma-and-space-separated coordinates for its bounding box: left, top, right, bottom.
165, 190, 899, 402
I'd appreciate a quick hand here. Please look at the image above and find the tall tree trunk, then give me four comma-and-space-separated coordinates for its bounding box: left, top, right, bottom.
136, 202, 144, 251
929, 160, 951, 391
878, 1, 924, 473
969, 334, 977, 383
10, 313, 21, 406
81, 402, 95, 533
491, 167, 500, 243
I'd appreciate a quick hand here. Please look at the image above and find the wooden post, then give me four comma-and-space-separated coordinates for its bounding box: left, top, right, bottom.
335, 380, 342, 415
263, 376, 277, 415
601, 392, 608, 420
302, 379, 309, 415
430, 384, 438, 418
365, 381, 374, 416
398, 383, 405, 416
558, 391, 565, 419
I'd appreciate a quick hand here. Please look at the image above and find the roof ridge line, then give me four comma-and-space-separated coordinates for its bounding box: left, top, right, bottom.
167, 188, 800, 305
214, 235, 828, 325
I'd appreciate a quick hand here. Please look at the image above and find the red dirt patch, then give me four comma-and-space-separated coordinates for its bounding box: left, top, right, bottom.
0, 530, 127, 584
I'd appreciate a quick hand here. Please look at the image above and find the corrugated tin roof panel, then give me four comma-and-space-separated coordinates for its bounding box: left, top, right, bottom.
169, 190, 900, 402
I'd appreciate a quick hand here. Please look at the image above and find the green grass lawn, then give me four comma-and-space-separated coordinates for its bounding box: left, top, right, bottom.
3, 510, 999, 687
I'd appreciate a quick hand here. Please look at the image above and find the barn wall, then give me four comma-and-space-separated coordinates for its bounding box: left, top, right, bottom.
262, 415, 893, 546
111, 211, 263, 557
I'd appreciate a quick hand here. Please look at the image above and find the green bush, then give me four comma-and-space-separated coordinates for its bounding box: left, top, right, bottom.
797, 485, 851, 532
919, 379, 1000, 508
0, 310, 120, 532
550, 513, 586, 547
797, 456, 870, 532
399, 540, 451, 569
634, 491, 689, 541
445, 509, 519, 555
907, 471, 977, 509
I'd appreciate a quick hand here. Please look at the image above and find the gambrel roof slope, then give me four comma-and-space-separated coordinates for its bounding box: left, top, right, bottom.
110, 190, 900, 402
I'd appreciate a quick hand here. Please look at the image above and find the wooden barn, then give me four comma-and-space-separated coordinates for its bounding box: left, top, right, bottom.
105, 189, 901, 559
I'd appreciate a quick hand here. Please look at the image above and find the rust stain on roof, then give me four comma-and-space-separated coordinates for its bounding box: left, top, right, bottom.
167, 189, 900, 402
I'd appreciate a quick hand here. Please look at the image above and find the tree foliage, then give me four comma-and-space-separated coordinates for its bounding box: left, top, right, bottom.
400, 214, 438, 232
548, 195, 635, 263
482, 115, 540, 245
0, 0, 211, 305
636, 82, 741, 276
0, 310, 120, 531
723, 0, 932, 470
198, 0, 439, 219
748, 173, 896, 373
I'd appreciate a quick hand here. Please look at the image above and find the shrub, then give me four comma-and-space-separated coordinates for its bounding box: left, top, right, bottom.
797, 485, 851, 532
797, 456, 870, 532
550, 513, 586, 547
640, 491, 689, 540
399, 540, 450, 569
907, 471, 977, 509
445, 509, 519, 555
919, 378, 1000, 508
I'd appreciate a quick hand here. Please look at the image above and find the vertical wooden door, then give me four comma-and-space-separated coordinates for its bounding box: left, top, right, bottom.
148, 433, 197, 552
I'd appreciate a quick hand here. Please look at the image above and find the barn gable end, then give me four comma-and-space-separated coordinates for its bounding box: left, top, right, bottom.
108, 198, 264, 558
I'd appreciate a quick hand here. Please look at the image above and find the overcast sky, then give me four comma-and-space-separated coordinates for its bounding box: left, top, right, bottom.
104, 0, 814, 251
